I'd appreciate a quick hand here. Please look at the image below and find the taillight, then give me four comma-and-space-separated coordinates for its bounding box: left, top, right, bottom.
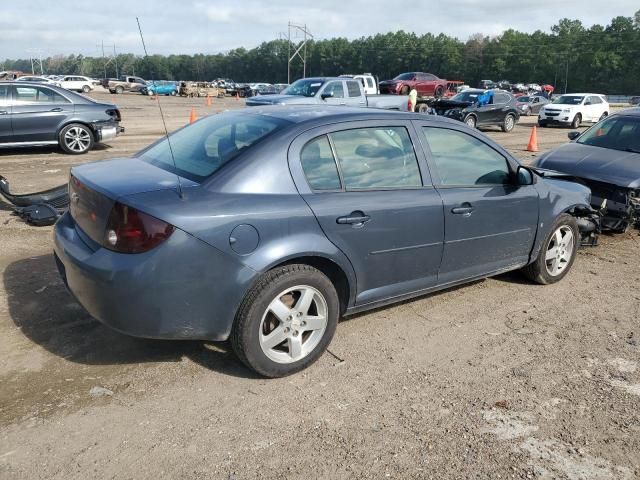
408, 99, 413, 112
103, 202, 174, 253
106, 108, 121, 122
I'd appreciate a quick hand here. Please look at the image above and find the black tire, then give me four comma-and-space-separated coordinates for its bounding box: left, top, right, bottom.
115, 86, 124, 94
599, 112, 608, 121
58, 123, 94, 155
400, 85, 410, 95
571, 114, 582, 129
501, 113, 516, 133
82, 85, 91, 93
230, 264, 339, 378
538, 119, 548, 128
170, 90, 176, 96
416, 103, 429, 113
464, 115, 477, 128
521, 214, 579, 285
434, 86, 444, 98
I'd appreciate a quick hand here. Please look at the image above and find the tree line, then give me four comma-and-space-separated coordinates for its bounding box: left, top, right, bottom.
2, 11, 639, 94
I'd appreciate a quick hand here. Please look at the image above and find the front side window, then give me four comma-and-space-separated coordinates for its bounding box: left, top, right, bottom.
329, 127, 421, 189
13, 86, 68, 104
138, 113, 288, 182
300, 136, 341, 190
324, 81, 344, 99
422, 127, 511, 186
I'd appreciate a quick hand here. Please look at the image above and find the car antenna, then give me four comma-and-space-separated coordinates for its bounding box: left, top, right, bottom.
136, 17, 183, 199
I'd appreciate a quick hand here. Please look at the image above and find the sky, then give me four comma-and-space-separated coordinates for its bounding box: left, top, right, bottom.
0, 0, 637, 60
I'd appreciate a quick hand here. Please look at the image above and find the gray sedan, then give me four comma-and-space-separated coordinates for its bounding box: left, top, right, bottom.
516, 94, 550, 116
54, 106, 598, 377
0, 82, 123, 154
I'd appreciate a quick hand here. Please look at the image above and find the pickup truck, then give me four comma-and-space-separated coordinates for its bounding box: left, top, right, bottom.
245, 77, 410, 110
101, 76, 147, 94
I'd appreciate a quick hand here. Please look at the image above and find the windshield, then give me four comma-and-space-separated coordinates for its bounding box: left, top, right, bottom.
451, 91, 481, 102
577, 115, 640, 153
553, 95, 583, 105
518, 96, 530, 103
282, 79, 325, 97
138, 113, 289, 182
393, 73, 415, 81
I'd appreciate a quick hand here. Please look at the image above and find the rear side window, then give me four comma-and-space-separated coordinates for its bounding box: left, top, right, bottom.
138, 113, 288, 182
330, 127, 421, 189
300, 136, 341, 190
422, 127, 510, 186
346, 81, 361, 98
13, 86, 69, 104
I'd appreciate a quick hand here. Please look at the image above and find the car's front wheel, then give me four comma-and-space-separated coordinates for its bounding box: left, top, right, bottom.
231, 264, 339, 377
571, 113, 582, 129
59, 123, 94, 154
521, 214, 579, 285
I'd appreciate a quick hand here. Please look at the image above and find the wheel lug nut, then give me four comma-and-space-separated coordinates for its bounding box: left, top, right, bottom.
297, 312, 302, 317
293, 331, 299, 337
287, 315, 292, 321
301, 321, 306, 326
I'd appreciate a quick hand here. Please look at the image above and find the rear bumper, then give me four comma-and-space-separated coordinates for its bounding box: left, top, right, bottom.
53, 211, 257, 341
94, 123, 124, 141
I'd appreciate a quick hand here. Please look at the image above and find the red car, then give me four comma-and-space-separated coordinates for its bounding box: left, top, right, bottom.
379, 72, 448, 98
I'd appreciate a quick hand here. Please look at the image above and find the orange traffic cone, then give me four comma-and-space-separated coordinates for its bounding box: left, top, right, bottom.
189, 108, 197, 124
526, 126, 538, 152
206, 95, 212, 107
235, 92, 239, 101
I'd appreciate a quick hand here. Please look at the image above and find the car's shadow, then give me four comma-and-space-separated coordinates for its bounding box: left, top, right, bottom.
0, 143, 112, 157
3, 254, 259, 379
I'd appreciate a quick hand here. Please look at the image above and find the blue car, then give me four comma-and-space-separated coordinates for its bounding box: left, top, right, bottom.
54, 106, 599, 377
141, 81, 177, 96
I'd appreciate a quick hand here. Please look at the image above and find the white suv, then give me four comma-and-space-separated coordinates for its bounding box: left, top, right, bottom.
58, 75, 95, 93
538, 93, 609, 129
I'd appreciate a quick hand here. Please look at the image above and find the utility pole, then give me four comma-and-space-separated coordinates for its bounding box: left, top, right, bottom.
97, 41, 118, 78
287, 22, 313, 84
27, 49, 45, 74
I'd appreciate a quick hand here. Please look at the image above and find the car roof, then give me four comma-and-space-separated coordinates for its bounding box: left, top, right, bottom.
241, 105, 462, 126
559, 93, 604, 96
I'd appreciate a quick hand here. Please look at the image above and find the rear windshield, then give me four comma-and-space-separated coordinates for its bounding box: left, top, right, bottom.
137, 112, 289, 182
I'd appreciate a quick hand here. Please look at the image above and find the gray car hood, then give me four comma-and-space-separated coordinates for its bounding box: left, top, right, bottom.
246, 94, 316, 106
534, 142, 640, 189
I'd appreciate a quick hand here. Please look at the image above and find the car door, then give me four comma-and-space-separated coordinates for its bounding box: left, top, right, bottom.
288, 120, 445, 306
345, 80, 366, 107
10, 85, 73, 143
417, 123, 539, 284
531, 96, 541, 113
320, 81, 347, 106
0, 84, 12, 143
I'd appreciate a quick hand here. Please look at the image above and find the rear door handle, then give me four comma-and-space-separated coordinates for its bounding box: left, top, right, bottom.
451, 203, 474, 215
50, 108, 63, 112
337, 211, 371, 226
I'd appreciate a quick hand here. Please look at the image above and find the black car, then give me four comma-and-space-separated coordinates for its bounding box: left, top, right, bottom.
0, 82, 122, 154
532, 108, 640, 232
430, 89, 520, 132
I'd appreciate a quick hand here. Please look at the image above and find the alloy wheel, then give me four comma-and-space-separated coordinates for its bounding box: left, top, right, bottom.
259, 285, 328, 364
64, 127, 91, 153
544, 226, 575, 277
504, 115, 515, 131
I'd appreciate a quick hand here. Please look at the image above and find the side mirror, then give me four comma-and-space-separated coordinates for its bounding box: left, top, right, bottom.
567, 131, 580, 141
321, 91, 334, 100
516, 165, 534, 186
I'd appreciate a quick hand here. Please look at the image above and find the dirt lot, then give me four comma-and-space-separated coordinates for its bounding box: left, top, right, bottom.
1, 91, 638, 479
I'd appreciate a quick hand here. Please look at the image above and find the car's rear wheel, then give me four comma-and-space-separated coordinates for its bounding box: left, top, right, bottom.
571, 114, 582, 129
82, 85, 91, 93
59, 123, 94, 154
231, 264, 339, 377
400, 85, 410, 95
115, 86, 124, 94
465, 115, 477, 128
434, 86, 444, 98
146, 89, 154, 96
521, 214, 579, 285
502, 113, 516, 132
416, 103, 430, 113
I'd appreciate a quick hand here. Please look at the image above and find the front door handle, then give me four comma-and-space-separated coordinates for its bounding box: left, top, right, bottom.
50, 108, 63, 112
337, 211, 371, 226
0, 110, 8, 115
451, 203, 474, 215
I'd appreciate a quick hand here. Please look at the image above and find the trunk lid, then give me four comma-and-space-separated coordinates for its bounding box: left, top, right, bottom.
69, 158, 196, 245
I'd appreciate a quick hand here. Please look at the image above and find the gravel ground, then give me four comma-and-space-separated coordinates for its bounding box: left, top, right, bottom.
0, 90, 638, 479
